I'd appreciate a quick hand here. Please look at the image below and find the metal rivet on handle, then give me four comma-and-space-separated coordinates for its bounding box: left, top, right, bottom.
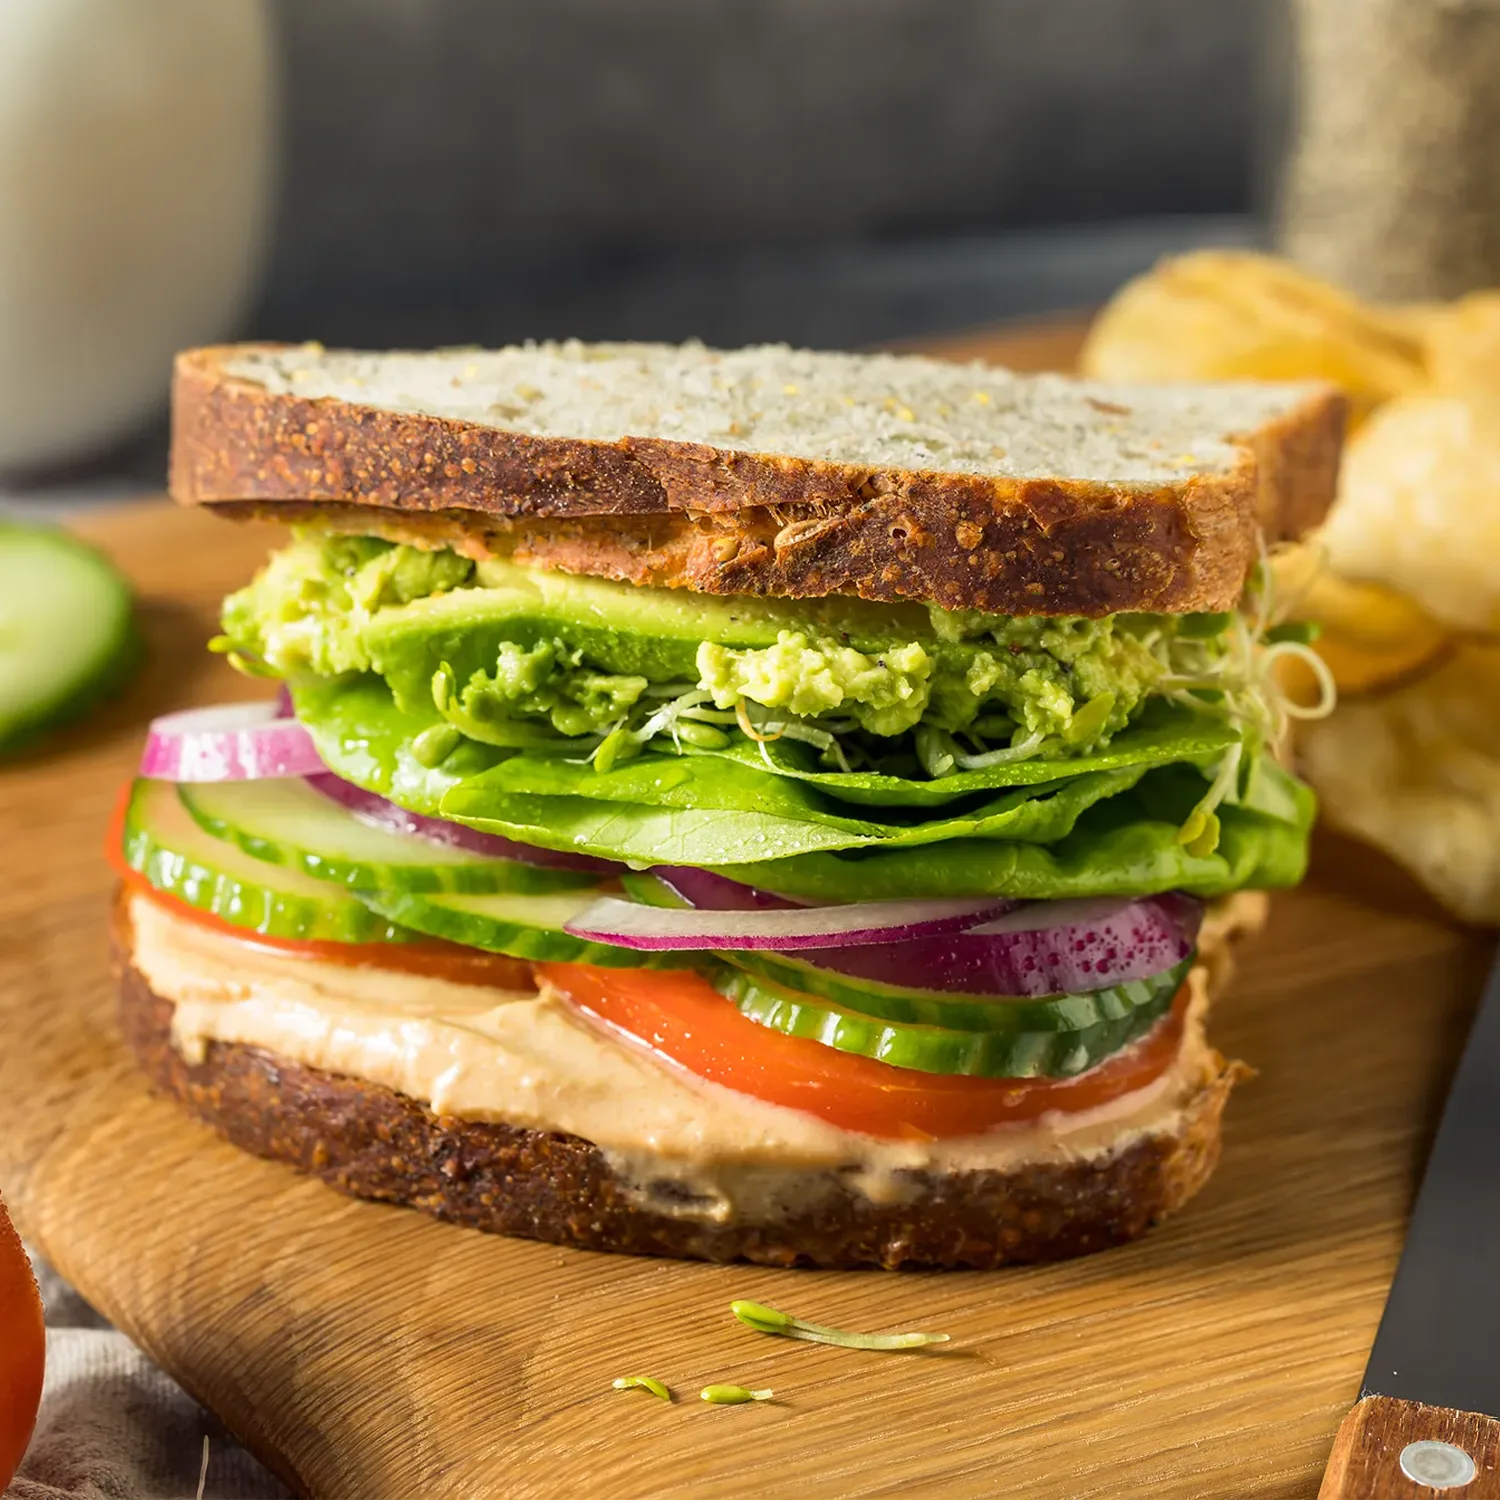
1399, 1440, 1477, 1489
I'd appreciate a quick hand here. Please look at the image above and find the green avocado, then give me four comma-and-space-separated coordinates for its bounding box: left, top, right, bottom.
358, 553, 953, 701
221, 530, 1244, 774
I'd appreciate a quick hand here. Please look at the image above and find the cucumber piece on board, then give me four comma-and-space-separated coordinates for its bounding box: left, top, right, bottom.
179, 778, 597, 895
122, 779, 411, 943
0, 523, 136, 752
713, 965, 1182, 1078
360, 887, 662, 968
724, 950, 1192, 1034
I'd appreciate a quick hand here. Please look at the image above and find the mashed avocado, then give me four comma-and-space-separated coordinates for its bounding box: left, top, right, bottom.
699, 615, 1169, 745
221, 530, 1238, 775
437, 641, 650, 741
219, 533, 474, 677
699, 634, 936, 736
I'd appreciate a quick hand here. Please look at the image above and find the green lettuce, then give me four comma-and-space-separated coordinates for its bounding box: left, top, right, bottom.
290, 675, 1313, 901
695, 702, 1242, 808
713, 784, 1314, 903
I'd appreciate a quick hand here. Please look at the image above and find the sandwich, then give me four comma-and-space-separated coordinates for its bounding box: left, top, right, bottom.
111, 341, 1343, 1269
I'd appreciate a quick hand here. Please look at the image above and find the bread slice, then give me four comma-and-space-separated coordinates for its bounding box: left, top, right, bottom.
170, 341, 1345, 616
113, 890, 1253, 1270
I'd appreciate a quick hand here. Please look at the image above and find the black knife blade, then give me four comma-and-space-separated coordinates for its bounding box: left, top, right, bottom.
1363, 944, 1500, 1417
1317, 947, 1500, 1498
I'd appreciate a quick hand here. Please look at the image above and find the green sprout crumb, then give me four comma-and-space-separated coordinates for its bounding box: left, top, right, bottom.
700, 1384, 773, 1405
611, 1375, 673, 1401
730, 1299, 951, 1351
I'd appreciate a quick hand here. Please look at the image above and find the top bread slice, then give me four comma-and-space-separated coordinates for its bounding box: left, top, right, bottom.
170, 340, 1345, 616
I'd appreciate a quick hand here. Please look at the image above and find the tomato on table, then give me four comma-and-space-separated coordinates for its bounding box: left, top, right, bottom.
539, 962, 1187, 1140
0, 1194, 45, 1489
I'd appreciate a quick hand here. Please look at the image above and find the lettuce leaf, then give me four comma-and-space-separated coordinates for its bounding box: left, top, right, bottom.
292, 674, 508, 816
439, 763, 1148, 863
289, 674, 1313, 900
699, 702, 1240, 807
710, 778, 1315, 902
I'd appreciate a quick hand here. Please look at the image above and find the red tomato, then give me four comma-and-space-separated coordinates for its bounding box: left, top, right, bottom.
539, 962, 1187, 1139
0, 1196, 44, 1489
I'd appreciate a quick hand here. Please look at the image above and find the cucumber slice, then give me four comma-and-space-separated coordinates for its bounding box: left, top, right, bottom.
726, 950, 1191, 1035
617, 871, 689, 908
715, 966, 1181, 1078
0, 523, 136, 752
122, 779, 411, 943
360, 887, 661, 967
179, 778, 596, 895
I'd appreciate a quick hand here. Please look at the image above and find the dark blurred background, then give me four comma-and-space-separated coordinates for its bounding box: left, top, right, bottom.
0, 0, 1268, 496
259, 0, 1262, 349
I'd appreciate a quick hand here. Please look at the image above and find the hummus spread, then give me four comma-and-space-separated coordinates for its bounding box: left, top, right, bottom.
130, 894, 1219, 1223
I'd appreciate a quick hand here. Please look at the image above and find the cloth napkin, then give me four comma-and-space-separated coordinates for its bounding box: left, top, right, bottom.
5, 1253, 290, 1500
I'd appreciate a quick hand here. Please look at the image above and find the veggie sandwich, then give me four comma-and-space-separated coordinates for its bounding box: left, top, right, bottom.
112, 341, 1344, 1268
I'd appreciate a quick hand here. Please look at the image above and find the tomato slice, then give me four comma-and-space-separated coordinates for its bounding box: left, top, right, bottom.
0, 1197, 44, 1489
539, 962, 1188, 1140
106, 784, 533, 991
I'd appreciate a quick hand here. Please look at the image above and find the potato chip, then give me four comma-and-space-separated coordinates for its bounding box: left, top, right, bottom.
1080, 250, 1427, 423
1297, 644, 1500, 924
1418, 291, 1500, 399
1321, 394, 1500, 633
1270, 554, 1453, 702
1382, 301, 1453, 340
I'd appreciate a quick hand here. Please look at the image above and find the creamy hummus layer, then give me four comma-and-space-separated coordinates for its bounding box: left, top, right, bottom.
130, 894, 1221, 1222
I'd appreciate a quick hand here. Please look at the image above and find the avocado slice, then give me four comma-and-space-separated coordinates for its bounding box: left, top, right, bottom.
363, 557, 934, 714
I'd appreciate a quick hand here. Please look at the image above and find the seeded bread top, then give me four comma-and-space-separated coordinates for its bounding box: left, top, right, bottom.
172, 341, 1346, 615
221, 340, 1327, 488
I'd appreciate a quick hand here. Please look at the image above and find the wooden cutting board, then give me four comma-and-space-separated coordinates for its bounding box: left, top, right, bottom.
1, 320, 1491, 1500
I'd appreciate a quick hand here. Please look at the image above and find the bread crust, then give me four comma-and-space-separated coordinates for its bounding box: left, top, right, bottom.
170, 345, 1345, 616
113, 894, 1239, 1270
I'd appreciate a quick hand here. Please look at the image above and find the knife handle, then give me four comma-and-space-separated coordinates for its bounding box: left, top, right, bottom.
1319, 1397, 1500, 1497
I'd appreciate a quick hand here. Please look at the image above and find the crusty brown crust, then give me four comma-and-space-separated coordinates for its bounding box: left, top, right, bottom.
170, 345, 1346, 616
113, 894, 1239, 1270
1245, 389, 1348, 546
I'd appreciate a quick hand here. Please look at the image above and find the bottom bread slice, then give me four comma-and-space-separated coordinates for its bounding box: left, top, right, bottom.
113, 892, 1252, 1271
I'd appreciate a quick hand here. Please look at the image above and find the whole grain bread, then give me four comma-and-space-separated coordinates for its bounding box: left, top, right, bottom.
113, 891, 1250, 1270
171, 341, 1346, 616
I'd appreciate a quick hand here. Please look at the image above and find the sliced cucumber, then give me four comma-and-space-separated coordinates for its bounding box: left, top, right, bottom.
715, 966, 1180, 1078
725, 950, 1192, 1035
122, 779, 411, 943
178, 778, 596, 895
0, 523, 136, 752
359, 887, 661, 967
617, 871, 689, 908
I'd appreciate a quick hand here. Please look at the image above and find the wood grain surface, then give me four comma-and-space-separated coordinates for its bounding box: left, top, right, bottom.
0, 323, 1492, 1500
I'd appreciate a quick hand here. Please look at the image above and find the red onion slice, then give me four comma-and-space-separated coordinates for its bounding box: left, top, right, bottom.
307, 773, 618, 874
564, 894, 1008, 951
796, 894, 1204, 997
140, 702, 325, 781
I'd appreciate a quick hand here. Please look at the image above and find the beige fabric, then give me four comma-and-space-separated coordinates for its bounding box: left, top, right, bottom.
5, 1252, 288, 1500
